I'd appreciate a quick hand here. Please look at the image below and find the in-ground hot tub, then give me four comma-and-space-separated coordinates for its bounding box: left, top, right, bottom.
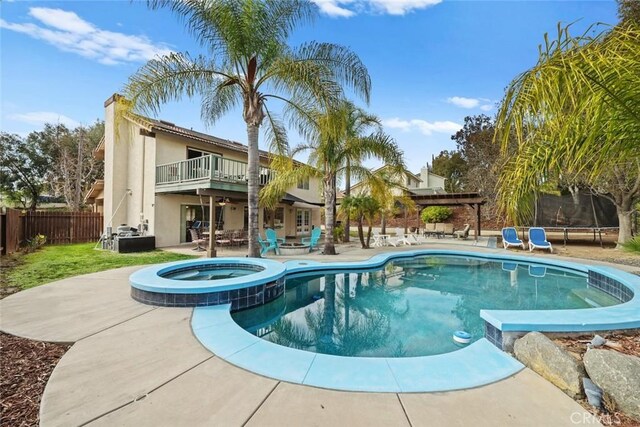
129, 258, 286, 309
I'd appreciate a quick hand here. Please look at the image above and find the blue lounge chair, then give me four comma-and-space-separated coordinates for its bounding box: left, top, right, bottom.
502, 227, 525, 250
528, 227, 552, 252
301, 227, 322, 251
258, 231, 283, 256
265, 228, 284, 255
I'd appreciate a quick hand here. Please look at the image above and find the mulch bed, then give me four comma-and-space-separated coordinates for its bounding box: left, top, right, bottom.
554, 333, 640, 427
0, 332, 70, 427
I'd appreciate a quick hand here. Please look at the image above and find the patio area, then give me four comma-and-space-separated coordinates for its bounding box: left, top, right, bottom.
2, 243, 632, 426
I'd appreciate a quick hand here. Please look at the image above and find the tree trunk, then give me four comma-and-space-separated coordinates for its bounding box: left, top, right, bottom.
381, 215, 386, 235
344, 160, 350, 242
357, 217, 365, 248
616, 204, 633, 246
246, 123, 261, 257
323, 172, 337, 255
366, 221, 373, 248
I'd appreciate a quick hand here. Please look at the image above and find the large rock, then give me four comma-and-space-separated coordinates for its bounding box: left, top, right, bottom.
514, 332, 585, 398
584, 349, 640, 422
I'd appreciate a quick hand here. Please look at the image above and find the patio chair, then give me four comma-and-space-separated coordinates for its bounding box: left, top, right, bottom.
189, 228, 207, 252
258, 234, 279, 256
528, 227, 553, 252
216, 230, 232, 247
232, 230, 248, 247
434, 223, 445, 239
454, 224, 470, 240
409, 232, 428, 245
301, 227, 322, 251
265, 228, 284, 252
423, 223, 437, 237
501, 227, 525, 250
443, 223, 454, 236
394, 228, 414, 245
372, 231, 385, 247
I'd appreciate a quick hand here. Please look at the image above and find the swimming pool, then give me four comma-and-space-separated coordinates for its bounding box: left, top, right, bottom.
132, 249, 640, 392
231, 255, 617, 358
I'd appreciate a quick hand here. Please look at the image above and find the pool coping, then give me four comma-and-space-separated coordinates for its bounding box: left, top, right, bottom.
191, 304, 525, 393
187, 249, 640, 392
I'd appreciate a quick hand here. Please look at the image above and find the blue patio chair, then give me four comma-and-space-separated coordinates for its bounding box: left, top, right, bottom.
258, 234, 278, 256
501, 227, 525, 250
301, 227, 322, 251
528, 227, 553, 252
265, 228, 284, 254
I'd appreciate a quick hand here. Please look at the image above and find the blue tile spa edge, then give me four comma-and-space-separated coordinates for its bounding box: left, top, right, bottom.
191, 304, 524, 393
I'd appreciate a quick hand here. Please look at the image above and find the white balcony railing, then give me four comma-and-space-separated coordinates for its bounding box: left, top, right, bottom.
156, 155, 275, 187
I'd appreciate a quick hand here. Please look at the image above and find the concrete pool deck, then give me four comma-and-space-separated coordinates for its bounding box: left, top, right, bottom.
2, 243, 634, 426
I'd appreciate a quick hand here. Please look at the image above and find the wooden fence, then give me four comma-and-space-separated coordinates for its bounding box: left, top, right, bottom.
1, 209, 104, 254
1, 208, 23, 255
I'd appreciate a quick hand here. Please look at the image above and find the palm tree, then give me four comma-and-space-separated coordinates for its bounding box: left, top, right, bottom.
339, 195, 380, 248
340, 104, 385, 242
262, 102, 405, 255
122, 0, 371, 257
495, 23, 640, 244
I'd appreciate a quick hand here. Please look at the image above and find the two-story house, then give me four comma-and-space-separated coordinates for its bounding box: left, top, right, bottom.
88, 94, 322, 248
345, 164, 446, 199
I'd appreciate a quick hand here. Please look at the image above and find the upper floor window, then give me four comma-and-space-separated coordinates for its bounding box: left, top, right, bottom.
187, 147, 220, 159
297, 177, 309, 190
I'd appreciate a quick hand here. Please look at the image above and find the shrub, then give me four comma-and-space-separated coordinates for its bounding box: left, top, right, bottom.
23, 234, 47, 253
333, 223, 344, 243
621, 235, 640, 253
421, 206, 453, 223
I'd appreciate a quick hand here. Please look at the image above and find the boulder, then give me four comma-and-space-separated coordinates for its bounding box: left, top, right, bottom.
514, 332, 585, 398
584, 349, 640, 422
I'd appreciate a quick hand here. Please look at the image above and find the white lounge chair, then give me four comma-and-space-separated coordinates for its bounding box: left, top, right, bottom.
454, 224, 470, 239
394, 228, 414, 245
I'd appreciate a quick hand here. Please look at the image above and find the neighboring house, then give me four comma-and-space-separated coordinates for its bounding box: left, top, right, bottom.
344, 164, 447, 199
89, 94, 322, 247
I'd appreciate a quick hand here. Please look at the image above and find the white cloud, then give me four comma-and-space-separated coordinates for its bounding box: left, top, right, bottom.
447, 96, 496, 111
369, 0, 441, 15
8, 112, 80, 128
383, 117, 461, 136
311, 0, 440, 17
313, 0, 356, 17
0, 7, 172, 65
446, 96, 480, 109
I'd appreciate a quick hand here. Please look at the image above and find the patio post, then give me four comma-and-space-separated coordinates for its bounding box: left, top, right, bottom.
207, 195, 217, 258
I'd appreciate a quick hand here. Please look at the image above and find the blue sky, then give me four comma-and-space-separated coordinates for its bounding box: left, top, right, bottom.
1, 0, 618, 173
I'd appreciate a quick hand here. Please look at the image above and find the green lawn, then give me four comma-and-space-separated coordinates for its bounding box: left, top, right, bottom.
5, 243, 197, 290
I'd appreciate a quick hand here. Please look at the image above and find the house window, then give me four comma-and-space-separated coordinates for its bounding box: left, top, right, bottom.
264, 207, 284, 229
297, 177, 309, 190
187, 147, 221, 159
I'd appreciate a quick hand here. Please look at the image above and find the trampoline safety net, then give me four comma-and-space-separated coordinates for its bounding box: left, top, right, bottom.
534, 192, 618, 228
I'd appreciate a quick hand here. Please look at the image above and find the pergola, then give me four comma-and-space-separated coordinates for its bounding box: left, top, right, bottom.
410, 192, 487, 241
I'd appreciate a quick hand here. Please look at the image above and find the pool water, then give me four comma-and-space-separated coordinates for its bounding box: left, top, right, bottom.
232, 255, 619, 357
162, 267, 258, 281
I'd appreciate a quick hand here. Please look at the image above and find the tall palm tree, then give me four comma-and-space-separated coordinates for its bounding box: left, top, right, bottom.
495, 23, 640, 244
122, 0, 371, 257
340, 104, 384, 242
262, 102, 405, 255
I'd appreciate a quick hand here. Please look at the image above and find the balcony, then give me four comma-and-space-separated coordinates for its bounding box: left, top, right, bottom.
155, 155, 275, 193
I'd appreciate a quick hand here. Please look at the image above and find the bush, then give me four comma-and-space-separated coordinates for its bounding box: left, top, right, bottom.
420, 206, 453, 223
23, 234, 47, 254
621, 236, 640, 253
333, 223, 344, 243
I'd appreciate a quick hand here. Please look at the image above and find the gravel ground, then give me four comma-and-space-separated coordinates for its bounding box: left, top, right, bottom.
0, 333, 70, 427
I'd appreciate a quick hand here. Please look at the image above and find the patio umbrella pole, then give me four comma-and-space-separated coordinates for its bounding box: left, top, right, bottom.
208, 195, 217, 258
